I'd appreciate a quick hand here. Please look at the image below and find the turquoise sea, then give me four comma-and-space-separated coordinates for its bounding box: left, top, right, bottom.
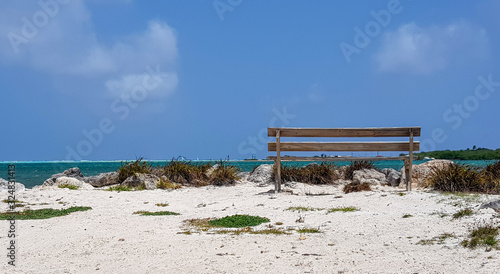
0, 160, 497, 189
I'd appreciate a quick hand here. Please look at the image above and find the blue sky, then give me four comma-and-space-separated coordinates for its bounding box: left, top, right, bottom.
1, 0, 499, 161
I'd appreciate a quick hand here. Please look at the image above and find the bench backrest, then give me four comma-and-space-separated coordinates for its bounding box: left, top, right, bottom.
268, 127, 420, 152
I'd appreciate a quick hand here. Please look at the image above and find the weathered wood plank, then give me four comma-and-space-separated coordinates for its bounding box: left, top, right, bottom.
268, 127, 421, 138
268, 142, 420, 152
267, 156, 412, 161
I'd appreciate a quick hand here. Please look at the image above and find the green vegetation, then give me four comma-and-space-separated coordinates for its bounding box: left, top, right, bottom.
209, 215, 270, 228
118, 157, 152, 183
0, 206, 91, 220
286, 206, 323, 212
209, 160, 241, 186
2, 199, 23, 203
133, 211, 180, 216
215, 227, 291, 235
58, 184, 79, 190
156, 203, 169, 207
273, 163, 340, 185
106, 185, 142, 192
461, 222, 499, 250
160, 160, 211, 186
415, 147, 500, 160
429, 163, 500, 194
344, 161, 376, 180
452, 208, 474, 219
417, 233, 456, 245
402, 214, 413, 218
156, 179, 182, 190
115, 158, 241, 188
343, 182, 371, 194
297, 228, 321, 233
327, 206, 359, 213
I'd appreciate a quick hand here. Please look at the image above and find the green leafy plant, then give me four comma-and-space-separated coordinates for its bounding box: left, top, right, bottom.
208, 215, 270, 228
0, 207, 91, 220
402, 214, 413, 218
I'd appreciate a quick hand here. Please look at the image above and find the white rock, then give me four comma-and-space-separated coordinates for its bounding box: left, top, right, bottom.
0, 178, 26, 192
53, 176, 94, 190
247, 164, 274, 186
121, 174, 160, 190
353, 169, 387, 185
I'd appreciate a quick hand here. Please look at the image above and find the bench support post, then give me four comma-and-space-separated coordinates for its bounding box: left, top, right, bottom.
407, 130, 414, 191
275, 129, 282, 193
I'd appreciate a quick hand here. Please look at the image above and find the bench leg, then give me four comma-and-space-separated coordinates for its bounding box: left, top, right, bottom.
404, 159, 412, 191
275, 159, 281, 193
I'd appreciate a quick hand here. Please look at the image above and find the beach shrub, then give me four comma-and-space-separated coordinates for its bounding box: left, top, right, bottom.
429, 164, 500, 194
461, 222, 499, 250
161, 160, 210, 186
274, 163, 340, 185
452, 208, 474, 219
0, 206, 91, 220
209, 160, 241, 186
157, 178, 182, 190
344, 161, 376, 180
209, 214, 270, 228
483, 161, 500, 178
117, 158, 152, 183
343, 182, 371, 193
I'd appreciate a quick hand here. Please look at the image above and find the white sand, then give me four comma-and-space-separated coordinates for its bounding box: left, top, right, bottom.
1, 181, 499, 274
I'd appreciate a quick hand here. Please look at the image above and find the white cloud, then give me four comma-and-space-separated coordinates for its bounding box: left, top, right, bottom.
105, 71, 178, 99
0, 0, 178, 99
374, 21, 489, 74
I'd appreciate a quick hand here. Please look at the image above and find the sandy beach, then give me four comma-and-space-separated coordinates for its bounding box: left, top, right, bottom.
1, 180, 499, 274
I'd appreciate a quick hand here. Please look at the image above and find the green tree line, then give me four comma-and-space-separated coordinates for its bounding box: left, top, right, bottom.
415, 148, 500, 160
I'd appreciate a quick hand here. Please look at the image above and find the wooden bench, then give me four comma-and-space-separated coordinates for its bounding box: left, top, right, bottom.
268, 127, 421, 192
